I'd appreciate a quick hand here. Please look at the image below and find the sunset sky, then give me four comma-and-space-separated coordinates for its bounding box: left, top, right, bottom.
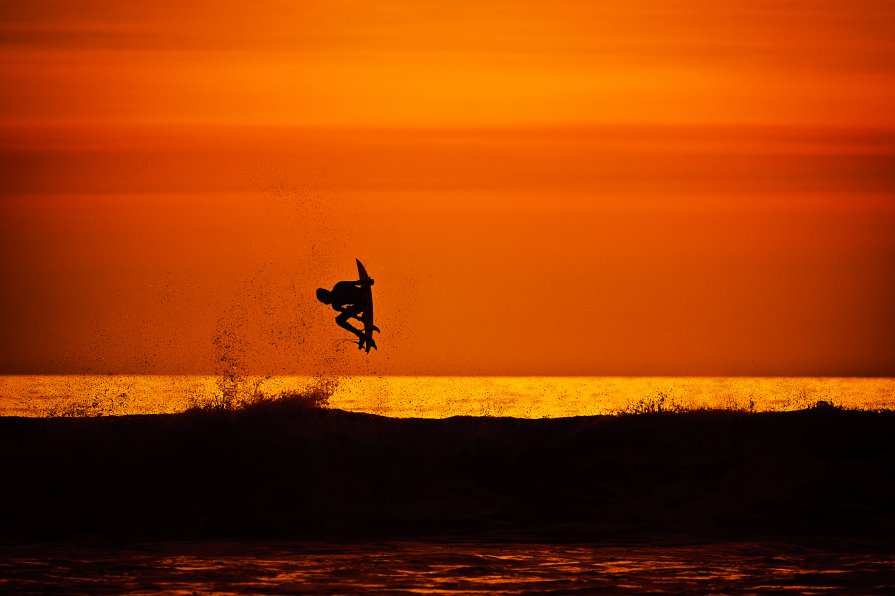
1, 0, 894, 375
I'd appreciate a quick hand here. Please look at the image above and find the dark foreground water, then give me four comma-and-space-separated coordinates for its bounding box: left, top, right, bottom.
1, 541, 892, 594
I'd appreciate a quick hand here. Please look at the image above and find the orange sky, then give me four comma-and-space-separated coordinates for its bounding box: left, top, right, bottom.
1, 0, 894, 375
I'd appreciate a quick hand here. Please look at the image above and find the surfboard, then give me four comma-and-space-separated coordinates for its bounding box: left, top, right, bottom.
356, 258, 377, 352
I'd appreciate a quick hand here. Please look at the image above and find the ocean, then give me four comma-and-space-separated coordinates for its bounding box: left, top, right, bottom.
1, 541, 892, 594
4, 375, 895, 593
2, 375, 894, 418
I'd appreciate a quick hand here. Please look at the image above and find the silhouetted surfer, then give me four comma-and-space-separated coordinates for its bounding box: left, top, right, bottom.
317, 260, 379, 351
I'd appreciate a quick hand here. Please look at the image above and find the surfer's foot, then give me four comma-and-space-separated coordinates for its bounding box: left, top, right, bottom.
372, 325, 380, 333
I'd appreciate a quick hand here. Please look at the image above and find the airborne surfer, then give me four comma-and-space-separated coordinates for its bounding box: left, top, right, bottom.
316, 260, 380, 351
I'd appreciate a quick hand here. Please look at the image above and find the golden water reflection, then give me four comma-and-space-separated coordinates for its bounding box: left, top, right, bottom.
0, 542, 891, 594
1, 375, 894, 418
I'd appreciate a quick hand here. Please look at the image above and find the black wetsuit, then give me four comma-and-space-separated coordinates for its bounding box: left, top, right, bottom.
329, 281, 370, 312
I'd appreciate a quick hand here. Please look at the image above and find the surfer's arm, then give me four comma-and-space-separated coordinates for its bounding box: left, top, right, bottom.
351, 278, 374, 287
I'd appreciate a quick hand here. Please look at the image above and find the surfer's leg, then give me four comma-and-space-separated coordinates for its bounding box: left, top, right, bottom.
335, 311, 364, 340
349, 312, 379, 333
342, 305, 364, 324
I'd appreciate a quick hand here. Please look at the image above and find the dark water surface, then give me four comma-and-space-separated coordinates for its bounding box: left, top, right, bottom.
1, 541, 892, 594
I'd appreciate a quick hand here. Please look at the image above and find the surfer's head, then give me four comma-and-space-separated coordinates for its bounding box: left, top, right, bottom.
316, 288, 332, 304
